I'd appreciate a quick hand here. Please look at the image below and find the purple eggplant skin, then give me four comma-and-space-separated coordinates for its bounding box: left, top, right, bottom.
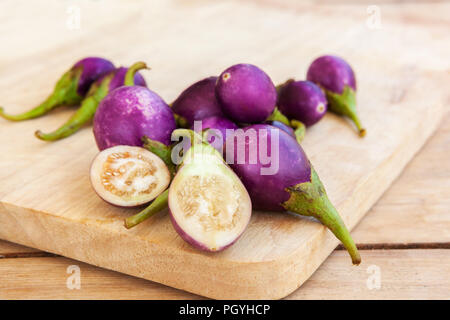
171, 76, 224, 126
73, 57, 116, 96
224, 124, 361, 264
264, 120, 296, 139
307, 56, 356, 94
191, 116, 238, 147
216, 64, 277, 123
278, 80, 327, 127
169, 210, 236, 252
307, 55, 365, 136
93, 86, 176, 150
169, 211, 210, 251
226, 124, 310, 211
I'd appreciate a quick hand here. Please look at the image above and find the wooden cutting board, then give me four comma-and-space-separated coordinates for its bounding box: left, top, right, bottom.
0, 0, 447, 299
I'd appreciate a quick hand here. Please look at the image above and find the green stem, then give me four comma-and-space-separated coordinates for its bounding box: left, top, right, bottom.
142, 136, 176, 175
35, 96, 98, 141
0, 67, 83, 121
35, 72, 113, 141
349, 113, 366, 137
124, 62, 149, 86
283, 167, 361, 265
313, 199, 360, 265
290, 119, 306, 144
325, 86, 366, 138
124, 189, 169, 229
0, 93, 62, 121
173, 113, 189, 128
266, 107, 290, 126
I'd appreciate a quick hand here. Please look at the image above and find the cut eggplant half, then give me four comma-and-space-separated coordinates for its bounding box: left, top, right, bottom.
90, 145, 170, 207
168, 136, 252, 252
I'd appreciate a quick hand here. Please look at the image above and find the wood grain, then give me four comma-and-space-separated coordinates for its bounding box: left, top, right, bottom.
1, 249, 448, 300
0, 240, 41, 256
287, 249, 450, 300
352, 111, 450, 244
0, 0, 448, 299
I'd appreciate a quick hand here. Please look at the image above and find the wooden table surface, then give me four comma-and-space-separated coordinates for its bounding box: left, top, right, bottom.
1, 0, 449, 299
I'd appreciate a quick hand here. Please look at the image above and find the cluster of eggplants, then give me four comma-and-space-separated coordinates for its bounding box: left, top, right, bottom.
121, 59, 362, 264
127, 125, 360, 263
4, 56, 362, 263
276, 55, 365, 137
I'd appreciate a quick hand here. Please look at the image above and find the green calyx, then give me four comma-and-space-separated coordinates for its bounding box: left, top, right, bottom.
282, 166, 361, 265
325, 86, 366, 137
173, 113, 190, 128
124, 61, 149, 86
142, 136, 176, 176
0, 66, 84, 121
124, 189, 169, 229
267, 107, 290, 126
35, 72, 114, 141
290, 119, 305, 144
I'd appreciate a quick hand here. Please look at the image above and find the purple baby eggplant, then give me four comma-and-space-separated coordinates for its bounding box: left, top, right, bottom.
0, 57, 114, 121
191, 116, 238, 150
278, 80, 327, 126
216, 63, 277, 123
93, 71, 175, 150
168, 129, 252, 251
307, 55, 365, 136
74, 57, 116, 96
35, 63, 147, 141
171, 76, 224, 127
225, 124, 361, 264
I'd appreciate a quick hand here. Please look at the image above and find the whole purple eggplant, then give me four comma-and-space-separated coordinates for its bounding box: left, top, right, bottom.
93, 66, 175, 150
216, 63, 277, 123
35, 63, 147, 141
0, 57, 114, 121
278, 80, 327, 126
307, 55, 365, 136
171, 76, 224, 127
191, 115, 238, 150
225, 124, 361, 264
